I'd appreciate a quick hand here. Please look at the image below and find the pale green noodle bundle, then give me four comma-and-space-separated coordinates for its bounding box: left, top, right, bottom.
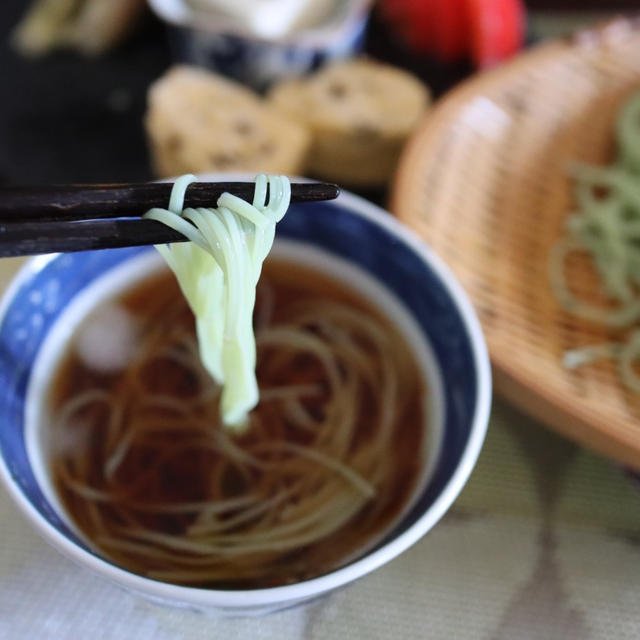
551, 90, 640, 390
144, 174, 291, 428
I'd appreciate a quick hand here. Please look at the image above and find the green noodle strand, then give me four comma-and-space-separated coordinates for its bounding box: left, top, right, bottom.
551, 90, 640, 390
143, 174, 291, 429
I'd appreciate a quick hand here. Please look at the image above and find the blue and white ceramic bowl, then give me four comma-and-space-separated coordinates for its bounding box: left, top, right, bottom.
0, 180, 491, 615
148, 0, 372, 90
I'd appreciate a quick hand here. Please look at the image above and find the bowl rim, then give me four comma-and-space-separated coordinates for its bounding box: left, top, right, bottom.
147, 0, 373, 48
0, 185, 491, 609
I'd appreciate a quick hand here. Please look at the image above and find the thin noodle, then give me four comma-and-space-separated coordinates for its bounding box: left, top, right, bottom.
51, 180, 424, 587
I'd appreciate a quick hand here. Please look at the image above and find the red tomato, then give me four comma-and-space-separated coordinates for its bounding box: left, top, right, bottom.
465, 0, 525, 68
430, 0, 469, 62
378, 0, 525, 67
378, 0, 437, 54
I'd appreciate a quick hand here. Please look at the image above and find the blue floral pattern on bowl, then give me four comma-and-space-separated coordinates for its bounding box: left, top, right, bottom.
149, 0, 371, 90
0, 196, 485, 554
170, 19, 368, 90
0, 190, 490, 612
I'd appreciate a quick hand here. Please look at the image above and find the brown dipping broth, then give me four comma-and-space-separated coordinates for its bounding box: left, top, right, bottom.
49, 260, 426, 588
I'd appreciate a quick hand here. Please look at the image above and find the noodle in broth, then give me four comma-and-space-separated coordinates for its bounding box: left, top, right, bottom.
50, 263, 426, 588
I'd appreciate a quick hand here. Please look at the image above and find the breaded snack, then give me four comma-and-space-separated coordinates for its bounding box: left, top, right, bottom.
268, 59, 430, 186
145, 66, 310, 178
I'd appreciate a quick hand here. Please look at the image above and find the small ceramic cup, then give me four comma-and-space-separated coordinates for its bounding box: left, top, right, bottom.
148, 0, 373, 90
0, 182, 491, 615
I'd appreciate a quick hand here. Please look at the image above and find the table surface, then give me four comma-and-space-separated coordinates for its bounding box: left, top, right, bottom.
1, 4, 639, 639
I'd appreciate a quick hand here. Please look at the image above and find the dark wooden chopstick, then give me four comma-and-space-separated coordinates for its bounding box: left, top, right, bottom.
0, 181, 339, 222
0, 219, 187, 257
0, 181, 339, 258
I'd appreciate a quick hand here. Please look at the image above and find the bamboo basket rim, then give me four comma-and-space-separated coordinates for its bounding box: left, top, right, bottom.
391, 16, 640, 468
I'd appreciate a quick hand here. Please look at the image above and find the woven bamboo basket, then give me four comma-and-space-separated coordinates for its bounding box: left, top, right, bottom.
391, 17, 640, 469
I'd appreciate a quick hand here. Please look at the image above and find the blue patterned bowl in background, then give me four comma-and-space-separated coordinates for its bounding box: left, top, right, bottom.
148, 0, 372, 90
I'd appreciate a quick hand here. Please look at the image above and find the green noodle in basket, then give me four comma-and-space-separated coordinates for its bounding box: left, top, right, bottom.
550, 90, 640, 391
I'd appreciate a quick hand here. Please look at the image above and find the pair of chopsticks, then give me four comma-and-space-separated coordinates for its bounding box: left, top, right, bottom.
0, 181, 340, 258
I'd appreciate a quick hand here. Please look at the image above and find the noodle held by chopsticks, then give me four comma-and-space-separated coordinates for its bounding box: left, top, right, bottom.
144, 174, 291, 429
50, 174, 426, 587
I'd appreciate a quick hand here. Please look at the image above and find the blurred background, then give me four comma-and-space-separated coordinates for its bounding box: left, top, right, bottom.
0, 0, 635, 189
1, 1, 640, 638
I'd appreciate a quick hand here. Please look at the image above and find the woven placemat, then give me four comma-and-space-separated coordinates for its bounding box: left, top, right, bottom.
1, 399, 639, 638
